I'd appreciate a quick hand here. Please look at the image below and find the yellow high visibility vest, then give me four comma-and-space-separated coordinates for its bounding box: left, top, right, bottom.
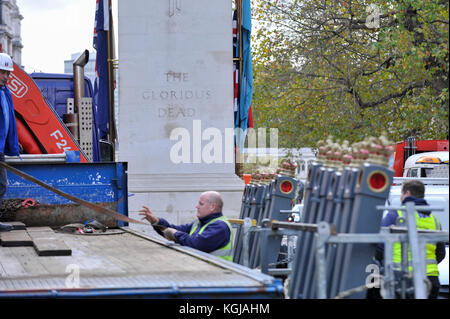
189, 215, 233, 262
392, 210, 440, 276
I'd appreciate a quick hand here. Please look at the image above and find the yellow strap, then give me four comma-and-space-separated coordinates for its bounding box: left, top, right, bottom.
228, 218, 257, 226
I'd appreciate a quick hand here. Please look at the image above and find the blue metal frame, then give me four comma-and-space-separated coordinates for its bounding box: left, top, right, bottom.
0, 282, 284, 299
4, 162, 128, 223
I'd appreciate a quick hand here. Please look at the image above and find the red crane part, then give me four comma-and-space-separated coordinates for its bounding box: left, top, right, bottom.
7, 62, 88, 162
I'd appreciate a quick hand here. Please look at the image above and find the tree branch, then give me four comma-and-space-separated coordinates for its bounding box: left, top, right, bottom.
352, 81, 427, 109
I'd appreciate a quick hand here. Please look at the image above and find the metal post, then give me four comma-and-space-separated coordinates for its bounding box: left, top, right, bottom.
382, 228, 396, 299
107, 2, 117, 153
302, 167, 335, 298
316, 222, 330, 299
242, 217, 252, 268
322, 170, 342, 297
400, 240, 409, 298
249, 185, 268, 268
250, 182, 273, 268
397, 206, 409, 298
233, 184, 254, 264
329, 167, 359, 297
247, 185, 265, 261
289, 165, 324, 299
405, 202, 427, 299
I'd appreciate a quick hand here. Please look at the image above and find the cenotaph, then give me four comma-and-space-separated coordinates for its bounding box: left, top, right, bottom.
118, 0, 244, 232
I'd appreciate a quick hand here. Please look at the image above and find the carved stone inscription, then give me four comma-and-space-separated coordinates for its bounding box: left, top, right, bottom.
143, 71, 212, 120
168, 0, 181, 17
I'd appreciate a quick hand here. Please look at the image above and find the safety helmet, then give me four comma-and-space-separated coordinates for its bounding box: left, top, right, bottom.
0, 53, 14, 71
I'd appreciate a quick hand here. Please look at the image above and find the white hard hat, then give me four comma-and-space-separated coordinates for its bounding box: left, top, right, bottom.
0, 53, 14, 71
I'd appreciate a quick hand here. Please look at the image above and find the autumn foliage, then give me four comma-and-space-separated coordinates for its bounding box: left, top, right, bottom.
252, 0, 449, 147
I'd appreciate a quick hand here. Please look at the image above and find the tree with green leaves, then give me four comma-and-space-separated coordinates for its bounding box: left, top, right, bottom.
252, 0, 449, 148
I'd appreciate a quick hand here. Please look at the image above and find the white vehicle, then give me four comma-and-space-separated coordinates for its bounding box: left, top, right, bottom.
403, 151, 449, 178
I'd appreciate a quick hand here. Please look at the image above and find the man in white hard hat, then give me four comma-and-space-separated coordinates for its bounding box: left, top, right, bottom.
0, 53, 20, 232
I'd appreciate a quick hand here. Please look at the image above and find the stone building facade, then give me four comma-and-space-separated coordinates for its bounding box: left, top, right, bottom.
0, 0, 22, 64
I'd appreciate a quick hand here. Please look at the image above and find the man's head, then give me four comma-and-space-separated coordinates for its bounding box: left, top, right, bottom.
401, 180, 425, 201
0, 53, 13, 87
195, 191, 223, 219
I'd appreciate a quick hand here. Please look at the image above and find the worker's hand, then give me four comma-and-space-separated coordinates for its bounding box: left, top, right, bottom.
162, 228, 177, 242
139, 205, 160, 225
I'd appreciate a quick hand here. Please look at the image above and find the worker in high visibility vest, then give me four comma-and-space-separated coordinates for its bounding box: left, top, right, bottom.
373, 180, 446, 299
139, 191, 233, 261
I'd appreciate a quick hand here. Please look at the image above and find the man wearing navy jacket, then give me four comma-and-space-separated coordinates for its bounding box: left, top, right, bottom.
370, 180, 446, 299
139, 191, 233, 261
0, 53, 20, 232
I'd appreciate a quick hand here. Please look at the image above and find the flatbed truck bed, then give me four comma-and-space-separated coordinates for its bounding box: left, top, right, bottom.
1, 161, 282, 298
0, 226, 282, 298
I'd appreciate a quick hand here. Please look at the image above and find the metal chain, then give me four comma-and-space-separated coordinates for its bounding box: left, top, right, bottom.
334, 274, 389, 299
268, 252, 295, 267
333, 273, 432, 299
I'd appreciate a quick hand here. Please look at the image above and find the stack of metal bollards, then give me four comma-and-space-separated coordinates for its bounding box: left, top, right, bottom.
288, 133, 395, 299
233, 162, 298, 269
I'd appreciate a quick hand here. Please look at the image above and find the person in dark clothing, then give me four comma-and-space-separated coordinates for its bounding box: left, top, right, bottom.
139, 191, 233, 261
0, 53, 20, 232
369, 180, 446, 299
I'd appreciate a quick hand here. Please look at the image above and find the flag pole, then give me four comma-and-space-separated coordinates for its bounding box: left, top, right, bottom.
106, 0, 117, 160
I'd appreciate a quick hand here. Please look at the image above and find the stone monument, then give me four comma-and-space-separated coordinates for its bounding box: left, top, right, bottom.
118, 0, 244, 233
